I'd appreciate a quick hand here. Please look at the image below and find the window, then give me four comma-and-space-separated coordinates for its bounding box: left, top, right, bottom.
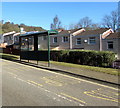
107, 41, 113, 49
89, 37, 96, 44
9, 36, 13, 40
42, 36, 47, 40
4, 37, 7, 42
76, 38, 81, 45
62, 36, 68, 42
14, 37, 18, 42
53, 37, 57, 43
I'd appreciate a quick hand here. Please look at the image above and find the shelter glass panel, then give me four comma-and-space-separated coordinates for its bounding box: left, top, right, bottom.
28, 36, 34, 51
21, 37, 29, 51
21, 36, 34, 51
38, 35, 48, 50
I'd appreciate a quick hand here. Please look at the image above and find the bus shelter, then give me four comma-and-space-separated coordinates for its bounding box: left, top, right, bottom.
19, 30, 58, 66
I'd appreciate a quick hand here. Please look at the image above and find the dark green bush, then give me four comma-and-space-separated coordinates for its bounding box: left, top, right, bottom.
50, 50, 116, 67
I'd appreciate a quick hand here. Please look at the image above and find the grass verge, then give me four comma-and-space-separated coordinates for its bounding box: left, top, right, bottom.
0, 53, 19, 60
50, 61, 120, 76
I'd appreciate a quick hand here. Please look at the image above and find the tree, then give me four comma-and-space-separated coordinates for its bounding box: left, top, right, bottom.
78, 17, 92, 28
68, 16, 100, 30
102, 10, 118, 31
111, 11, 118, 31
50, 15, 62, 29
68, 23, 79, 30
91, 23, 101, 30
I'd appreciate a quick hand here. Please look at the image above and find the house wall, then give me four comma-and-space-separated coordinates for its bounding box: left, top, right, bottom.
0, 35, 3, 44
50, 34, 70, 50
4, 34, 14, 45
72, 34, 101, 51
102, 38, 120, 59
14, 35, 20, 44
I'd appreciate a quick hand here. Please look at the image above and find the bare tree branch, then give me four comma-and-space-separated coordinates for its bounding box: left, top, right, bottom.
102, 10, 118, 31
50, 15, 62, 30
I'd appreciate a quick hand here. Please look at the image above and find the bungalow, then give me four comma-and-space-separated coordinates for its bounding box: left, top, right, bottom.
50, 28, 85, 50
2, 31, 39, 49
102, 32, 120, 59
72, 28, 114, 51
3, 31, 16, 46
2, 28, 120, 59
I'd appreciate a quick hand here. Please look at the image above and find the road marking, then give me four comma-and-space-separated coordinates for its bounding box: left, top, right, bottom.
91, 91, 117, 100
7, 72, 84, 106
84, 89, 119, 103
57, 94, 84, 106
27, 80, 43, 87
95, 88, 119, 96
8, 72, 17, 77
42, 76, 80, 86
17, 77, 25, 82
42, 77, 63, 86
3, 59, 119, 91
107, 90, 120, 96
61, 93, 86, 104
6, 71, 84, 105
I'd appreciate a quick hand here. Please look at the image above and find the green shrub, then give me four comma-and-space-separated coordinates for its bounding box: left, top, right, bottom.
39, 49, 116, 67
50, 50, 116, 67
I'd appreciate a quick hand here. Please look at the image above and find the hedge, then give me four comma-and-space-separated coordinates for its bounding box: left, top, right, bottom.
50, 50, 116, 67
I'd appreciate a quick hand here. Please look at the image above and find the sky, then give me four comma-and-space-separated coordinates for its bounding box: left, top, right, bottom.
2, 2, 118, 30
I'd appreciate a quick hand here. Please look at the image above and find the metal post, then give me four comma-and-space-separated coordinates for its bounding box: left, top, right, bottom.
19, 37, 21, 61
100, 34, 102, 51
70, 34, 72, 49
19, 26, 22, 61
34, 36, 38, 65
48, 32, 50, 67
27, 37, 29, 63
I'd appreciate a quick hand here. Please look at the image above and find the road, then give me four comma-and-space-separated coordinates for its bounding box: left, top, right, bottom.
1, 59, 119, 106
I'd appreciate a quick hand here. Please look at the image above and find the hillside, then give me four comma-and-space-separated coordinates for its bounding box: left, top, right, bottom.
1, 21, 46, 34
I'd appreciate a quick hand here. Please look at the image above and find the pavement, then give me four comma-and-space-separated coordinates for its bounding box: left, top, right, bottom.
15, 59, 119, 85
2, 59, 119, 106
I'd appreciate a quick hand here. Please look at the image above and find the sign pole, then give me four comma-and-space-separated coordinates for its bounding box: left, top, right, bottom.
48, 31, 50, 67
19, 26, 21, 61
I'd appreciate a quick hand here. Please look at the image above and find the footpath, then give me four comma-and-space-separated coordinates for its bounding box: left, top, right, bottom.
19, 60, 119, 85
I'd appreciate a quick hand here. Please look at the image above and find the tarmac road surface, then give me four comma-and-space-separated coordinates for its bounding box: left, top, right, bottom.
1, 59, 119, 106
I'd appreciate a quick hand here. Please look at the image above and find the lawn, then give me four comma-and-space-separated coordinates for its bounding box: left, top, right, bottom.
50, 61, 120, 76
0, 53, 19, 60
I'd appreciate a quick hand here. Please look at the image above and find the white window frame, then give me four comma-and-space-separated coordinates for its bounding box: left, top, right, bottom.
89, 37, 96, 44
62, 36, 68, 43
53, 37, 57, 43
76, 38, 81, 45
